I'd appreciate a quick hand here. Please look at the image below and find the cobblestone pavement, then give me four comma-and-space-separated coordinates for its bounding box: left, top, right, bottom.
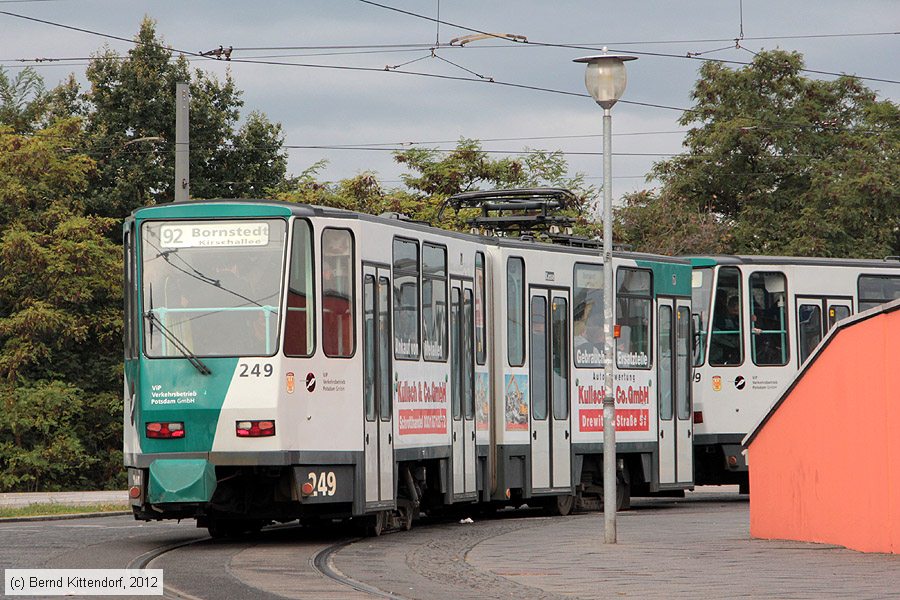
328, 493, 899, 600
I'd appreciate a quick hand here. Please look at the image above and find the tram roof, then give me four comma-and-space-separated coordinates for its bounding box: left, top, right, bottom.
128, 198, 690, 265
686, 254, 900, 269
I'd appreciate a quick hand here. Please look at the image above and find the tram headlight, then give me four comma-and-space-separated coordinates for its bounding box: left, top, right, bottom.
145, 421, 185, 439
236, 420, 276, 437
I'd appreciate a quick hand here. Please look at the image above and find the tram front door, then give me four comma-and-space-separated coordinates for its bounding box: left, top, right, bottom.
363, 265, 395, 508
656, 298, 694, 487
529, 288, 572, 493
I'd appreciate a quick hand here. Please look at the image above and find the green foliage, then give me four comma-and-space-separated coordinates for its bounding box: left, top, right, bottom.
0, 125, 123, 491
84, 17, 287, 216
618, 50, 900, 257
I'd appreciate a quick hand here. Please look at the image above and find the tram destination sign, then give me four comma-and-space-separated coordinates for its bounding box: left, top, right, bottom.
160, 222, 270, 248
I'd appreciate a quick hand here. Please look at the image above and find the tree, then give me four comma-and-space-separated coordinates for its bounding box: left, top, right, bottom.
84, 18, 286, 217
0, 121, 123, 491
618, 50, 900, 257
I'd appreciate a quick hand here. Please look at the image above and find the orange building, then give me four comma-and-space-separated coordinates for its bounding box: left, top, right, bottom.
744, 299, 900, 554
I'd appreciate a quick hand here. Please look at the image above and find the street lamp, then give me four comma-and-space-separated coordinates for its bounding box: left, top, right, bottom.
574, 50, 637, 544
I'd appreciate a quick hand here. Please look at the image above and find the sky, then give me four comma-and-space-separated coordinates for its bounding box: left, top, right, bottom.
2, 0, 898, 204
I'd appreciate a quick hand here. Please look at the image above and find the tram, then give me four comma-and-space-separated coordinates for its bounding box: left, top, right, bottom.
123, 189, 694, 536
687, 255, 900, 490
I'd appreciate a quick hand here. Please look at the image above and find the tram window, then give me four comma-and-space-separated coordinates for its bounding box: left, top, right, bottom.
551, 297, 569, 421
530, 296, 548, 421
615, 268, 651, 370
124, 230, 135, 359
858, 275, 900, 311
828, 305, 850, 329
573, 264, 604, 368
422, 243, 447, 362
709, 267, 743, 367
507, 257, 525, 367
322, 228, 355, 358
475, 252, 486, 366
141, 218, 287, 358
676, 306, 691, 420
284, 220, 315, 357
451, 287, 461, 420
378, 277, 392, 422
691, 268, 713, 366
464, 289, 475, 419
798, 303, 822, 365
393, 238, 420, 360
749, 272, 789, 366
658, 305, 673, 421
364, 275, 376, 421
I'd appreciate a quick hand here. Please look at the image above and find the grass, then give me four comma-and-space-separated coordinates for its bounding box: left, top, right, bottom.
0, 502, 129, 518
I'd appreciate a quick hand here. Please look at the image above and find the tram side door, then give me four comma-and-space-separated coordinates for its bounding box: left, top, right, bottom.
363, 265, 395, 507
451, 280, 477, 500
675, 301, 694, 485
529, 288, 572, 493
657, 298, 694, 486
796, 296, 852, 366
656, 299, 677, 486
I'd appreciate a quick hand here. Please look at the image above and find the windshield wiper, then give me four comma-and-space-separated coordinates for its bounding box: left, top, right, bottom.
144, 310, 212, 375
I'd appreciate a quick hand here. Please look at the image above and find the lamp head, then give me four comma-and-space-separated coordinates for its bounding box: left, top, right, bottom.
574, 52, 637, 109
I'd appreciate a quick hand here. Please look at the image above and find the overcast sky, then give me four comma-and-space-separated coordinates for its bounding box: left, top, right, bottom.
2, 0, 898, 201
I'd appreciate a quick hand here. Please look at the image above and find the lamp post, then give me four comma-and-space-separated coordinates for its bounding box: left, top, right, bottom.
574, 50, 636, 544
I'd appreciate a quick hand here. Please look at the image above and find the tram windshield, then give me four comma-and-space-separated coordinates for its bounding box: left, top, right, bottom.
140, 219, 287, 358
691, 268, 713, 366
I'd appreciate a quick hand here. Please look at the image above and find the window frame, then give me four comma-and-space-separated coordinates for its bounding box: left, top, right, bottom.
321, 227, 356, 359
284, 218, 317, 358
475, 252, 487, 366
572, 262, 604, 369
421, 241, 448, 363
507, 256, 526, 367
392, 236, 421, 361
708, 266, 745, 368
857, 274, 900, 311
615, 267, 653, 370
749, 270, 789, 367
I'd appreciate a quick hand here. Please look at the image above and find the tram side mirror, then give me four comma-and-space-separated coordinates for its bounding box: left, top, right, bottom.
691, 313, 701, 350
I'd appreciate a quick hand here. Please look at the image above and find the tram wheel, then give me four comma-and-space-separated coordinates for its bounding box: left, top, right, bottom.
365, 511, 387, 537
546, 494, 575, 517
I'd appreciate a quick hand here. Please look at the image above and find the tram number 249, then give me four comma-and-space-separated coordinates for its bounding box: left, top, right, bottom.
307, 471, 337, 497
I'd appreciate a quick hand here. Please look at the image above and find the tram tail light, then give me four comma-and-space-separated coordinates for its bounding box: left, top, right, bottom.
236, 420, 276, 437
129, 486, 142, 499
693, 411, 704, 424
145, 421, 185, 439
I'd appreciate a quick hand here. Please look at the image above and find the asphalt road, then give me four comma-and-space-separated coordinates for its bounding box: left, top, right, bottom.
1, 490, 897, 599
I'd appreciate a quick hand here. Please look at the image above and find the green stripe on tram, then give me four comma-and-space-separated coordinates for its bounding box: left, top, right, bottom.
635, 260, 692, 297
139, 357, 239, 453
134, 202, 293, 220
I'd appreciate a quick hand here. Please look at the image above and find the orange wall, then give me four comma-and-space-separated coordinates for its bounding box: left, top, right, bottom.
748, 309, 899, 554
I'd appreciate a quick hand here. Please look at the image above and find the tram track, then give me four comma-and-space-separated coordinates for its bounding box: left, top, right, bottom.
126, 537, 209, 600
311, 536, 413, 600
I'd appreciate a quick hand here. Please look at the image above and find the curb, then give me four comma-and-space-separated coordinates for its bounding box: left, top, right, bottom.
0, 510, 131, 524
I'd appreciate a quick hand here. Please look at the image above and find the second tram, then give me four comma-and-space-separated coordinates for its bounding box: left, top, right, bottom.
688, 255, 900, 489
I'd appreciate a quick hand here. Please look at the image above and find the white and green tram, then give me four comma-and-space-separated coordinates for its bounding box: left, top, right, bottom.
123, 190, 695, 536
687, 255, 900, 490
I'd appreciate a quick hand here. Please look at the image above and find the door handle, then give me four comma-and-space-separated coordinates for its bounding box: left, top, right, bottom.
660, 430, 664, 438
365, 433, 369, 444
688, 431, 691, 438
565, 430, 569, 440
471, 431, 475, 441
532, 431, 537, 440
453, 431, 457, 442
388, 433, 392, 444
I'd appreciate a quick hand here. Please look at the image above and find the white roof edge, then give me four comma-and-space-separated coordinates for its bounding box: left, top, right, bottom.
742, 297, 900, 449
